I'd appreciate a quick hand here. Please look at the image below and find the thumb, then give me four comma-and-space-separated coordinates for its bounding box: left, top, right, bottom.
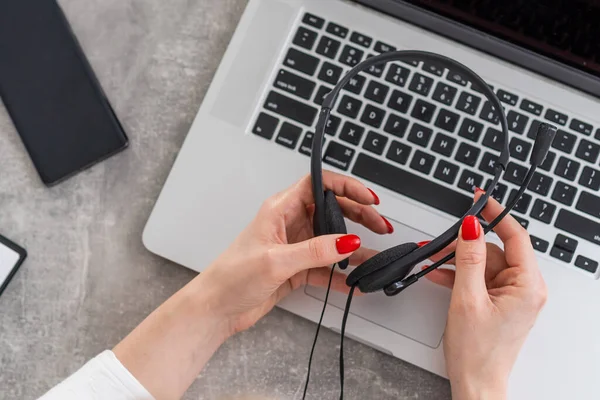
277, 234, 361, 275
454, 215, 488, 299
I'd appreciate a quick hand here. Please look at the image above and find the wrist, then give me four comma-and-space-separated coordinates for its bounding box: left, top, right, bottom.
450, 375, 507, 400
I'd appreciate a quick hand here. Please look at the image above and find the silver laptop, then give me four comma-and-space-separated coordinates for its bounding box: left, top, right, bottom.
142, 0, 600, 398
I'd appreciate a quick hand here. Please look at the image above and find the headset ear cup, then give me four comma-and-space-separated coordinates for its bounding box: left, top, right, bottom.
324, 190, 349, 269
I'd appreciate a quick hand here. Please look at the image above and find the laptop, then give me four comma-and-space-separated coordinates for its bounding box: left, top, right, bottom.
142, 1, 600, 398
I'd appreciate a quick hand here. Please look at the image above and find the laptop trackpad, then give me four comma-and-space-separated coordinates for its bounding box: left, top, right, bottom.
304, 216, 452, 349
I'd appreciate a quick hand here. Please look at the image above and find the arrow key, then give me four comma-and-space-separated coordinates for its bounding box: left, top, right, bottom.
550, 245, 574, 263
575, 256, 599, 273
554, 234, 578, 253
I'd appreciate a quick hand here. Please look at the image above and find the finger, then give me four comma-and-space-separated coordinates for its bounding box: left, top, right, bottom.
423, 267, 455, 289
427, 241, 457, 264
474, 191, 537, 269
454, 215, 488, 299
427, 242, 507, 280
273, 234, 362, 276
349, 246, 379, 266
336, 197, 391, 235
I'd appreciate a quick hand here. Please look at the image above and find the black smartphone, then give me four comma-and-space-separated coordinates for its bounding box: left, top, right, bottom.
0, 234, 27, 298
0, 0, 128, 186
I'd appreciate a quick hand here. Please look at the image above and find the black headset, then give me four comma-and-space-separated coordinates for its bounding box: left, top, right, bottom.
303, 50, 557, 400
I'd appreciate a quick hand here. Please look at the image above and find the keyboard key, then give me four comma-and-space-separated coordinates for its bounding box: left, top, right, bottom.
411, 99, 436, 123
338, 95, 362, 119
364, 81, 390, 104
555, 156, 580, 180
575, 256, 598, 273
544, 109, 568, 126
407, 123, 433, 147
507, 190, 532, 214
485, 180, 508, 203
339, 121, 364, 145
350, 32, 372, 48
264, 91, 318, 126
446, 68, 468, 86
384, 114, 409, 138
456, 92, 481, 115
326, 22, 348, 38
482, 128, 504, 152
509, 137, 532, 161
363, 131, 388, 155
316, 36, 342, 59
507, 110, 529, 134
528, 172, 553, 196
365, 60, 385, 78
479, 152, 499, 175
527, 120, 544, 140
531, 199, 556, 224
539, 151, 556, 172
480, 101, 500, 124
554, 234, 578, 253
385, 64, 410, 87
551, 182, 577, 206
512, 215, 529, 229
410, 150, 436, 174
459, 118, 484, 142
504, 162, 528, 185
303, 13, 325, 29
457, 170, 484, 193
570, 119, 593, 136
409, 73, 434, 96
325, 115, 341, 136
339, 45, 364, 67
253, 112, 279, 140
434, 159, 460, 184
497, 89, 519, 106
298, 132, 325, 156
530, 235, 549, 253
343, 74, 366, 95
276, 122, 303, 149
555, 209, 600, 246
575, 139, 600, 163
596, 128, 600, 141
386, 141, 412, 165
432, 83, 457, 106
552, 130, 577, 153
455, 142, 481, 167
323, 141, 355, 170
431, 133, 457, 157
360, 104, 385, 128
435, 109, 460, 133
374, 41, 396, 53
388, 90, 413, 114
274, 69, 316, 100
353, 153, 472, 217
550, 246, 574, 263
293, 26, 318, 50
284, 48, 319, 75
422, 62, 445, 76
520, 99, 543, 116
577, 191, 600, 219
314, 85, 332, 106
318, 62, 343, 85
579, 166, 600, 190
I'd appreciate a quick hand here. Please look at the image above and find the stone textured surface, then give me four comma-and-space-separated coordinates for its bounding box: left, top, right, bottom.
0, 1, 451, 399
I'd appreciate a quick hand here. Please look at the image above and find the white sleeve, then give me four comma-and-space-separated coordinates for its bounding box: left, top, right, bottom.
38, 350, 155, 400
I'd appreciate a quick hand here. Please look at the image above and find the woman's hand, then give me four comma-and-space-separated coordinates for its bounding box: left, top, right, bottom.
425, 192, 548, 400
199, 170, 388, 336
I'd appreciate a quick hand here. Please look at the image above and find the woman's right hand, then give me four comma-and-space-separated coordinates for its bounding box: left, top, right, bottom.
425, 192, 548, 400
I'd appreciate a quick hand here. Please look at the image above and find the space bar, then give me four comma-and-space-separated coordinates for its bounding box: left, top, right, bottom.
352, 153, 472, 218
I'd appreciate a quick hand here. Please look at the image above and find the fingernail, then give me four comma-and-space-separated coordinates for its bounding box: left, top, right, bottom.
474, 187, 486, 194
368, 188, 380, 205
421, 265, 430, 271
462, 215, 481, 241
382, 216, 394, 234
336, 234, 361, 254
417, 240, 430, 248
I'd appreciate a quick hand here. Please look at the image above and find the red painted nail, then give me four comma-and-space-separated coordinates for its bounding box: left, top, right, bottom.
382, 216, 394, 234
368, 188, 380, 205
336, 234, 361, 254
474, 187, 486, 194
420, 265, 431, 270
417, 240, 430, 248
462, 215, 481, 241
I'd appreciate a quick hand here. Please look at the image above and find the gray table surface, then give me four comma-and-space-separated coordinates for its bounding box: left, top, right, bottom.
0, 1, 450, 399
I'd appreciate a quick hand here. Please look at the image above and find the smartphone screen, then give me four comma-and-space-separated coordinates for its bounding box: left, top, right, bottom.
0, 0, 128, 186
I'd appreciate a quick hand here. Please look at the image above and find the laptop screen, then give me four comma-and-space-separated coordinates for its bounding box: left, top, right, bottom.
399, 0, 600, 79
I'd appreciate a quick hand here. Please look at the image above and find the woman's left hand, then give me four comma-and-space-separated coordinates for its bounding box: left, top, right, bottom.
199, 170, 391, 337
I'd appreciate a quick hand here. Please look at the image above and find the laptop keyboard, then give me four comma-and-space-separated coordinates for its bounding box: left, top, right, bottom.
251, 12, 600, 275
